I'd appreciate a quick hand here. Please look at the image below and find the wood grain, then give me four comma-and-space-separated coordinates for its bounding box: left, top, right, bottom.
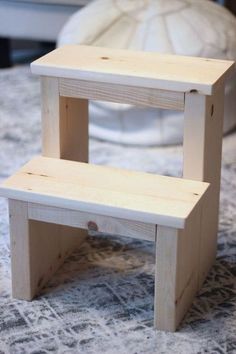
0, 156, 209, 229
9, 200, 32, 300
31, 45, 235, 95
28, 203, 156, 241
38, 76, 88, 298
59, 78, 184, 111
155, 202, 202, 331
41, 77, 88, 161
183, 85, 225, 287
9, 200, 74, 300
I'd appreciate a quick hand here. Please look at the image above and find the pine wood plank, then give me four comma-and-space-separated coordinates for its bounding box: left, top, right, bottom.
28, 203, 156, 241
154, 202, 202, 331
38, 76, 88, 298
9, 200, 32, 300
183, 85, 225, 287
31, 45, 235, 95
155, 226, 179, 331
174, 203, 202, 328
0, 156, 209, 229
59, 78, 184, 111
41, 77, 88, 161
9, 200, 76, 300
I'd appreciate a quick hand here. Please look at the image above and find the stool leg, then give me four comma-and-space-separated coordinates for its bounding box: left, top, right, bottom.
9, 199, 81, 300
183, 85, 224, 287
154, 206, 201, 331
38, 77, 88, 296
9, 200, 31, 299
154, 226, 179, 331
41, 76, 89, 256
40, 77, 88, 162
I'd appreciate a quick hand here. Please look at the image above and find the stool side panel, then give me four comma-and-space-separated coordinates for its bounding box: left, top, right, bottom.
155, 202, 202, 331
183, 86, 224, 287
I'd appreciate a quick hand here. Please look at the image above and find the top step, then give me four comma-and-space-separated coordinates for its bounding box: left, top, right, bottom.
0, 156, 209, 229
31, 45, 235, 95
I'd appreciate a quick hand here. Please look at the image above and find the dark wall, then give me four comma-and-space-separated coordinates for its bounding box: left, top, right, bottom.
212, 0, 236, 15
224, 0, 236, 15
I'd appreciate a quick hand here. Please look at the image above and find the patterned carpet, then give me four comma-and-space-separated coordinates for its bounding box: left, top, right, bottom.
0, 65, 236, 354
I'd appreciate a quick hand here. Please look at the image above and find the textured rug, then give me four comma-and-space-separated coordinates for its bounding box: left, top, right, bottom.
0, 65, 236, 354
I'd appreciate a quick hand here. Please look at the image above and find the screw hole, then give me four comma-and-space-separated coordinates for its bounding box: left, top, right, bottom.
87, 221, 98, 232
101, 56, 109, 60
211, 104, 214, 117
38, 277, 43, 287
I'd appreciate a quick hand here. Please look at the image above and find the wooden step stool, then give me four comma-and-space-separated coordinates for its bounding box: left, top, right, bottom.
0, 45, 234, 331
0, 156, 209, 331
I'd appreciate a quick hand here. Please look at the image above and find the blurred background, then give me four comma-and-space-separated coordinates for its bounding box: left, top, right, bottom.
0, 0, 235, 68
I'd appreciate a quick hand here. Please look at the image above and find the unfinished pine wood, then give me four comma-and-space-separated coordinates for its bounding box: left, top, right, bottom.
38, 76, 88, 298
59, 78, 184, 111
174, 203, 202, 328
28, 203, 156, 242
41, 75, 88, 249
59, 95, 88, 162
155, 202, 202, 331
183, 85, 224, 287
8, 200, 80, 300
31, 45, 235, 95
5, 45, 232, 329
28, 220, 78, 299
41, 77, 61, 157
0, 156, 209, 229
9, 200, 31, 300
41, 77, 88, 161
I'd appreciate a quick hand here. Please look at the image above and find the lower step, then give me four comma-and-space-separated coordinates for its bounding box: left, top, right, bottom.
0, 155, 209, 229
